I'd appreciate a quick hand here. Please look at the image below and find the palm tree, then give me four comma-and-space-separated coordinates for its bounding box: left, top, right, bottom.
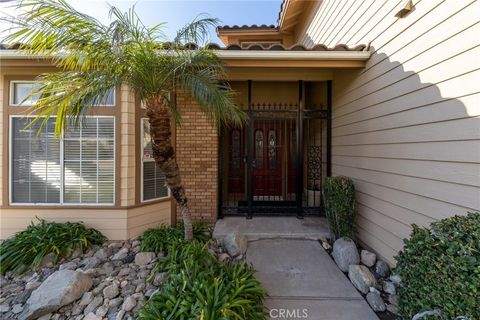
2, 0, 245, 240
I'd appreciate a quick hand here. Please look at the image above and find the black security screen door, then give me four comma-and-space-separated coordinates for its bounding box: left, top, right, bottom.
218, 80, 331, 218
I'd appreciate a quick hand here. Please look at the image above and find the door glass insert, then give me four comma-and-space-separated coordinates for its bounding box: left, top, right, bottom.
255, 129, 263, 169
268, 129, 277, 169
231, 129, 241, 169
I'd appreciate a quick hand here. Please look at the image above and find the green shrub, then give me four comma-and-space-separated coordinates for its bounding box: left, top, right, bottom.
394, 212, 480, 319
322, 176, 356, 239
0, 219, 106, 275
136, 241, 267, 320
140, 222, 211, 253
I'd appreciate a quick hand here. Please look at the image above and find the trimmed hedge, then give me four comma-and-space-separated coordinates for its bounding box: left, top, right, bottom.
322, 176, 356, 239
394, 212, 480, 319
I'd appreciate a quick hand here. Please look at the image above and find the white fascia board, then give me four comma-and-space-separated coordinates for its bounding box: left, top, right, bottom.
0, 49, 371, 61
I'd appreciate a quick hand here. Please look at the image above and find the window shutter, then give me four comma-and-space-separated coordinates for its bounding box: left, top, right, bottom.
11, 118, 61, 203
64, 118, 115, 204
142, 119, 169, 201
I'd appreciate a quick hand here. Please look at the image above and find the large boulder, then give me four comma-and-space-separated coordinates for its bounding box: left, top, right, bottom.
348, 265, 377, 294
332, 237, 360, 272
20, 270, 92, 320
221, 233, 247, 257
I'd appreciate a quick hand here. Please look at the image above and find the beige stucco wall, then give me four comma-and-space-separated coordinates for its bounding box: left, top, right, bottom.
0, 201, 171, 240
0, 69, 172, 240
297, 0, 480, 264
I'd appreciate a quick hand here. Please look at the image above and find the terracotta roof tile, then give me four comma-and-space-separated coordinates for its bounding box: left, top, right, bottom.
0, 43, 368, 52
216, 24, 278, 31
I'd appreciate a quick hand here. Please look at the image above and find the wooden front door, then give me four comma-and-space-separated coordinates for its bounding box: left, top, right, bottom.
253, 121, 283, 197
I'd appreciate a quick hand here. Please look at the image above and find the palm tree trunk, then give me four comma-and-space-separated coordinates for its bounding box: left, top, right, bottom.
145, 97, 193, 241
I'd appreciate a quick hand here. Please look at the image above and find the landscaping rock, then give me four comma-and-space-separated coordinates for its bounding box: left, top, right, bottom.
122, 296, 136, 312
134, 252, 156, 266
103, 284, 120, 299
222, 233, 247, 257
0, 304, 10, 313
25, 281, 41, 291
82, 257, 101, 270
37, 313, 52, 320
332, 237, 360, 272
348, 265, 377, 294
383, 280, 396, 295
389, 274, 401, 286
12, 304, 24, 314
39, 253, 56, 269
117, 267, 131, 277
360, 250, 376, 267
79, 292, 94, 307
83, 295, 103, 315
387, 304, 399, 315
152, 272, 166, 287
84, 312, 102, 320
321, 241, 332, 250
21, 270, 93, 320
94, 248, 112, 261
388, 294, 399, 306
59, 261, 78, 271
109, 297, 123, 308
112, 248, 129, 261
374, 260, 390, 278
366, 292, 386, 312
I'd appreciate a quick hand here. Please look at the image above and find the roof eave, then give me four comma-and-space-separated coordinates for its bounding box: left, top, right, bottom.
0, 50, 371, 60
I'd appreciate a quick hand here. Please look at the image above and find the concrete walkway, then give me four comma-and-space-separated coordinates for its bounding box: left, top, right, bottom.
213, 216, 331, 241
214, 217, 378, 320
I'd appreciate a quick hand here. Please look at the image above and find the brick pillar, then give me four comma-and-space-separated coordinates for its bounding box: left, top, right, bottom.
175, 92, 218, 222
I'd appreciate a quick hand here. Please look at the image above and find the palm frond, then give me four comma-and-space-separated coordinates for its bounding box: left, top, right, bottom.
26, 71, 120, 135
174, 14, 219, 46
175, 50, 246, 128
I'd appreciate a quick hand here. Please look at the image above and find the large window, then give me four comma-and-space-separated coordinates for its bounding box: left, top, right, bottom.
10, 116, 115, 205
141, 119, 169, 201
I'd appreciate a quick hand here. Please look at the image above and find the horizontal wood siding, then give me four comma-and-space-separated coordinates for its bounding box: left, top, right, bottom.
298, 0, 480, 264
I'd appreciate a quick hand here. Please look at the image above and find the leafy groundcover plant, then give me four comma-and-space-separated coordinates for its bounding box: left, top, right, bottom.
394, 212, 480, 320
0, 219, 106, 275
137, 227, 267, 320
140, 222, 211, 253
322, 176, 356, 239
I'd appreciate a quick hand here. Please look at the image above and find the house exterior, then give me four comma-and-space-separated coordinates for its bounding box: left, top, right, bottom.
0, 0, 479, 265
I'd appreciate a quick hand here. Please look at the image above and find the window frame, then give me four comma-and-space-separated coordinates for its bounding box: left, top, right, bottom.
9, 80, 41, 106
140, 117, 170, 203
92, 87, 116, 107
9, 81, 116, 107
8, 115, 116, 206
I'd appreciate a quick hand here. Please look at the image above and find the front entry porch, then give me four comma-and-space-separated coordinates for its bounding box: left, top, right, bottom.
219, 80, 331, 218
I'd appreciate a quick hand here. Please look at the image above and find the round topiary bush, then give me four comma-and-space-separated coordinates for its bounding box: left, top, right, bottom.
394, 212, 480, 319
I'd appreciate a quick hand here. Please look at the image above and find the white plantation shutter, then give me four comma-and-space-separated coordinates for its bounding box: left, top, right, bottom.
10, 116, 115, 205
142, 119, 169, 201
64, 118, 115, 204
11, 118, 61, 203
